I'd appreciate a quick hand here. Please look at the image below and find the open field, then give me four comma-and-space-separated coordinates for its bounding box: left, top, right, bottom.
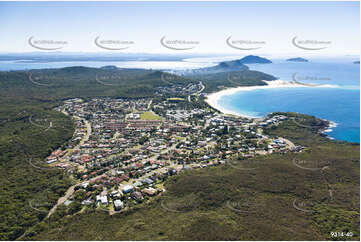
140, 111, 163, 120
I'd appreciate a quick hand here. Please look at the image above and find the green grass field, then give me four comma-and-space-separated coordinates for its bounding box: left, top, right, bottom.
167, 97, 185, 101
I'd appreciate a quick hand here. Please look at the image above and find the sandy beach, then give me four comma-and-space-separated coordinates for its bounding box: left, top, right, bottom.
205, 80, 336, 118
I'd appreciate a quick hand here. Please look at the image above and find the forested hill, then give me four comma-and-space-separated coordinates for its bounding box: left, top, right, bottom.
0, 64, 359, 240
193, 70, 277, 93
0, 67, 196, 102
0, 65, 277, 101
176, 55, 272, 75
0, 66, 196, 240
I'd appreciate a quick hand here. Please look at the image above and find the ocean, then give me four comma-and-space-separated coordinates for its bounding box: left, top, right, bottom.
0, 57, 359, 143
218, 59, 360, 143
0, 60, 215, 71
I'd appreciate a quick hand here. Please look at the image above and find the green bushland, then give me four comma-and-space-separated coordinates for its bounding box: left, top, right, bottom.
0, 67, 358, 240
22, 113, 359, 241
0, 104, 74, 240
191, 70, 277, 93
0, 67, 195, 240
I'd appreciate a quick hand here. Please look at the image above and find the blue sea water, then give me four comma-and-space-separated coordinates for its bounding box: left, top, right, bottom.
0, 60, 213, 71
0, 57, 359, 143
218, 59, 360, 143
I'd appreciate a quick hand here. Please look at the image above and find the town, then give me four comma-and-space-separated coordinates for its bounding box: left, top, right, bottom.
46, 95, 302, 215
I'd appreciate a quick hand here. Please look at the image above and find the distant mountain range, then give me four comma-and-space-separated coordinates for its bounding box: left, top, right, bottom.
179, 55, 272, 75
286, 57, 309, 62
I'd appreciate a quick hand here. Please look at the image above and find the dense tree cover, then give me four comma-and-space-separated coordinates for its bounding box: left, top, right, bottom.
0, 67, 196, 101
191, 70, 277, 93
21, 113, 359, 241
0, 67, 358, 240
0, 104, 74, 240
0, 67, 199, 240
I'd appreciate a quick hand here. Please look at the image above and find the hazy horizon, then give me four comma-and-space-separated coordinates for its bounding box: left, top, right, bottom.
0, 1, 359, 56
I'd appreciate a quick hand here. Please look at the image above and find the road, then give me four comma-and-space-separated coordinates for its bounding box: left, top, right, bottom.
196, 81, 205, 94
46, 173, 106, 218
45, 112, 93, 218
59, 113, 91, 163
188, 81, 205, 103
147, 99, 153, 109
279, 137, 296, 150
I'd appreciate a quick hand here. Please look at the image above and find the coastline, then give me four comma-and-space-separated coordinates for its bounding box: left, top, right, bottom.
205, 80, 340, 140
205, 80, 318, 118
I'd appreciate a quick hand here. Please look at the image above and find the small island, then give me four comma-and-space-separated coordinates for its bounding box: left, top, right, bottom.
286, 57, 309, 62
238, 55, 273, 64
101, 65, 119, 70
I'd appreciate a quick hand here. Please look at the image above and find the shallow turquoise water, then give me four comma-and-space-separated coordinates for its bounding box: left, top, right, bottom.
219, 59, 360, 143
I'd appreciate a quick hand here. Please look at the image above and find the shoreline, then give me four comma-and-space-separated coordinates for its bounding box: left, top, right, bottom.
205, 80, 340, 140
205, 80, 321, 118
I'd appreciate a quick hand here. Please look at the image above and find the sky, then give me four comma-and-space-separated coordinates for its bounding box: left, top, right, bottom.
0, 1, 359, 56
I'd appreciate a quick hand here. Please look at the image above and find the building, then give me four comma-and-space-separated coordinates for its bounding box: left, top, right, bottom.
141, 187, 157, 196
122, 185, 134, 194
114, 200, 124, 211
